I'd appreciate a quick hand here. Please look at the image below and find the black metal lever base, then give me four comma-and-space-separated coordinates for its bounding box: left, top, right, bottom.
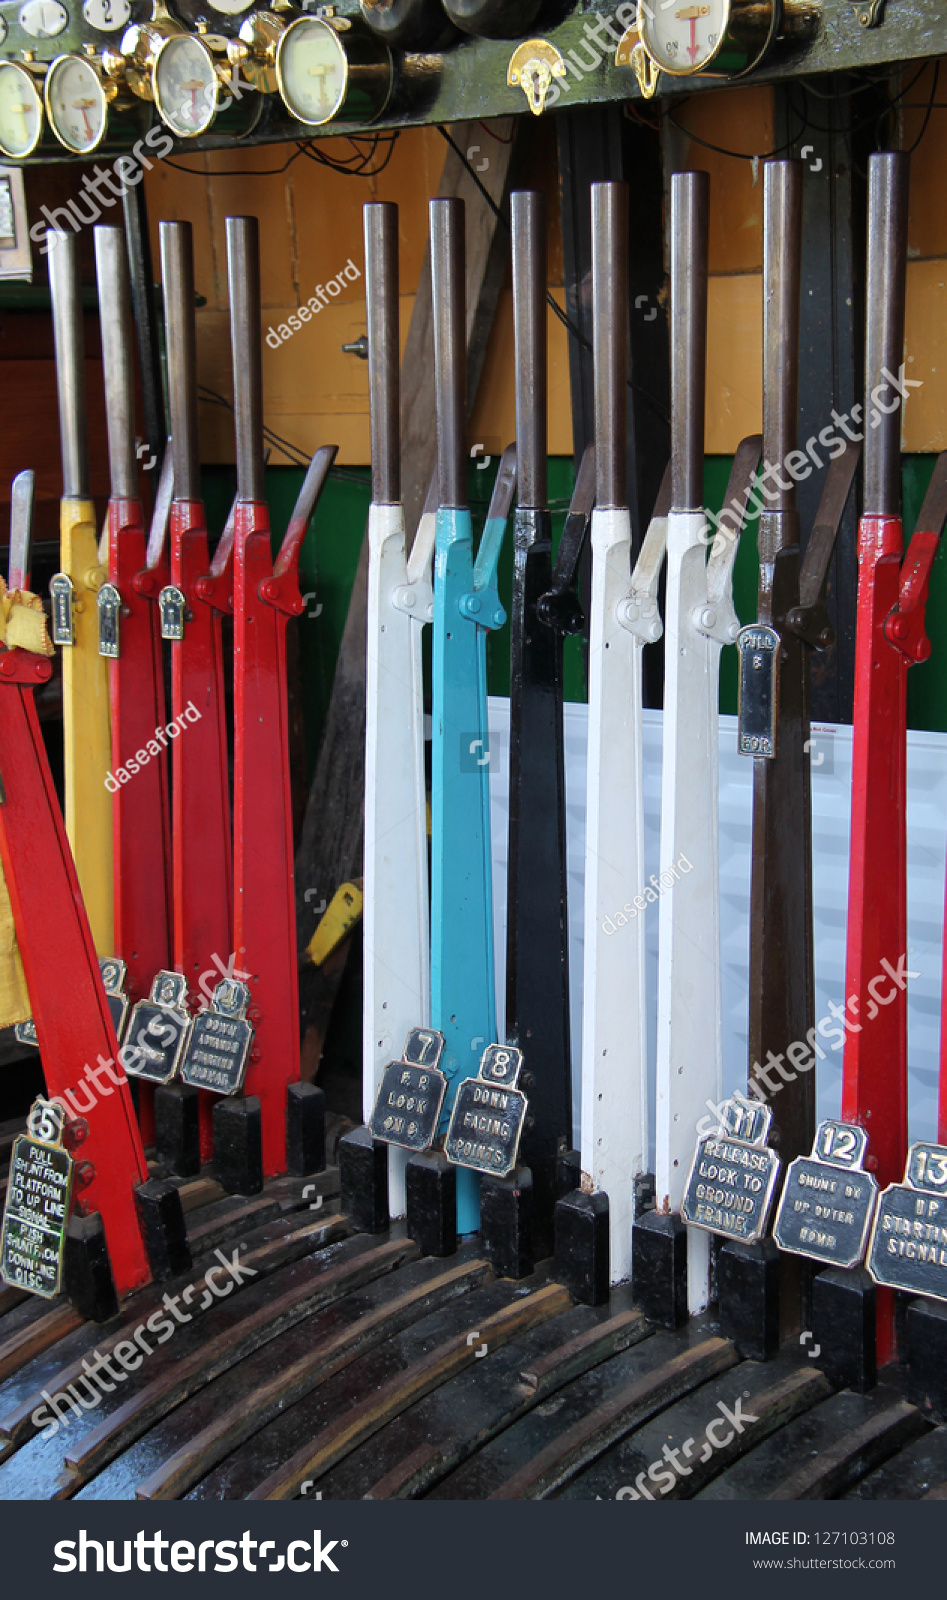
154, 1081, 201, 1178
63, 1210, 119, 1323
718, 1237, 781, 1361
481, 1166, 534, 1280
285, 1081, 326, 1176
632, 1211, 689, 1329
904, 1296, 947, 1424
212, 1094, 263, 1196
554, 1188, 609, 1305
133, 1177, 192, 1282
812, 1265, 876, 1393
340, 1125, 389, 1233
406, 1150, 457, 1257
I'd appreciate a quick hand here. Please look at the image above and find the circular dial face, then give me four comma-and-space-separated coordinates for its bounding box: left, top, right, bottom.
0, 62, 42, 157
641, 0, 729, 74
205, 0, 255, 13
45, 55, 107, 153
154, 33, 218, 137
82, 0, 131, 31
18, 0, 68, 37
277, 17, 347, 126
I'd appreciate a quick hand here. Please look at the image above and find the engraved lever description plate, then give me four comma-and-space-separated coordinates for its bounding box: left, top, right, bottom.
774, 1119, 879, 1269
369, 1028, 447, 1153
682, 1096, 780, 1245
867, 1141, 947, 1302
0, 1099, 73, 1298
122, 970, 190, 1085
180, 979, 254, 1096
445, 1043, 528, 1178
736, 623, 779, 758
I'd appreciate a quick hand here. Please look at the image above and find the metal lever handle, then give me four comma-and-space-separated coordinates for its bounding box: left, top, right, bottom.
885, 449, 947, 662
536, 441, 596, 634
273, 444, 338, 580
8, 470, 35, 590
700, 432, 763, 644
472, 442, 516, 597
787, 439, 861, 649
48, 229, 90, 502
145, 441, 175, 571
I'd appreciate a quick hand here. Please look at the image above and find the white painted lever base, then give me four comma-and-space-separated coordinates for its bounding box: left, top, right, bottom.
655, 509, 726, 1314
363, 502, 431, 1217
581, 506, 651, 1285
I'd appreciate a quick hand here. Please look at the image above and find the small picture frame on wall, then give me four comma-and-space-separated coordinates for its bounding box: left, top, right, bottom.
0, 167, 31, 281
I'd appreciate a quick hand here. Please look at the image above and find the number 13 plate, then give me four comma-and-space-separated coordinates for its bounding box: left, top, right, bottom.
867, 1141, 947, 1302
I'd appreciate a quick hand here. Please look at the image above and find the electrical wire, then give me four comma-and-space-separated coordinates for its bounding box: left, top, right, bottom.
297, 132, 401, 177
198, 384, 311, 468
162, 145, 307, 178
162, 132, 400, 179
665, 101, 806, 161
903, 61, 941, 154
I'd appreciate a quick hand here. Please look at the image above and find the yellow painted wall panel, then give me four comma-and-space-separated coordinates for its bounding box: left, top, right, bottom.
906, 62, 947, 263
706, 273, 763, 455
673, 87, 773, 276
468, 287, 573, 462
903, 257, 947, 454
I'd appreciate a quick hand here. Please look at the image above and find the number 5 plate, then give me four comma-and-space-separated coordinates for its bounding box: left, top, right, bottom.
867, 1140, 947, 1302
369, 1028, 447, 1153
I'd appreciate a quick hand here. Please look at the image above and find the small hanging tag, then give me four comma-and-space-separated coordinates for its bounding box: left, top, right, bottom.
97, 583, 121, 658
736, 623, 780, 757
49, 573, 75, 646
159, 585, 186, 642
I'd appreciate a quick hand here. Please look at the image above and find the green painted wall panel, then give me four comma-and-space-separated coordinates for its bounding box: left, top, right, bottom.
203, 451, 947, 779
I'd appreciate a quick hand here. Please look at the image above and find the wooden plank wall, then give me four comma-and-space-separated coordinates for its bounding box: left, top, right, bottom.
13, 62, 936, 475
671, 66, 947, 455
141, 121, 573, 467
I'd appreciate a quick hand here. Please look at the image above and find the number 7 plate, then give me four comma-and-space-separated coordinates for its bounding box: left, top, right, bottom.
369, 1028, 448, 1153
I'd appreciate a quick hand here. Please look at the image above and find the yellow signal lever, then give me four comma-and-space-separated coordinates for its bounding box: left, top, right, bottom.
49, 229, 114, 956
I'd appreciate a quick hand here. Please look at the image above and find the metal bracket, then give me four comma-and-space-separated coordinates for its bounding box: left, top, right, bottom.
97, 582, 121, 658
617, 465, 671, 644
49, 573, 75, 646
852, 0, 886, 25
507, 39, 566, 116
158, 584, 186, 641
616, 29, 661, 100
